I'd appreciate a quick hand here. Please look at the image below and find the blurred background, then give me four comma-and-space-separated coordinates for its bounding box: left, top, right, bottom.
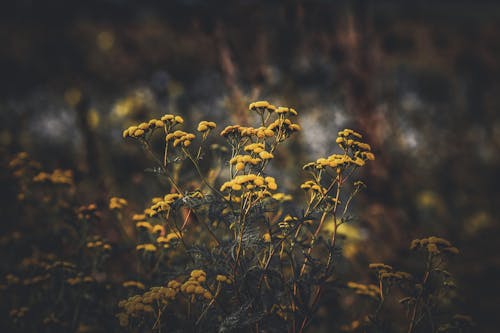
1, 0, 499, 331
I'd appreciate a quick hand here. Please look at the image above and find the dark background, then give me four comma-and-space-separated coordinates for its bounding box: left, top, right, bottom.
1, 1, 499, 331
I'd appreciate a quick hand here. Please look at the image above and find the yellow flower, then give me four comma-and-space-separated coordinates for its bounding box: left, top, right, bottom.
109, 197, 128, 210
250, 101, 269, 109
136, 244, 157, 252
161, 114, 174, 121
263, 233, 271, 243
272, 193, 293, 201
216, 274, 227, 282
276, 106, 298, 116
235, 162, 245, 171
197, 120, 217, 132
259, 151, 274, 160
191, 269, 206, 278
132, 214, 146, 221
133, 129, 145, 137
152, 225, 164, 234
265, 176, 278, 190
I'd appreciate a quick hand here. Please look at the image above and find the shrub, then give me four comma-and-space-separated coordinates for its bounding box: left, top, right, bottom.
1, 101, 471, 332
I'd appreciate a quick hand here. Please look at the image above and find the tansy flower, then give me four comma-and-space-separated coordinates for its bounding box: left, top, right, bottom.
259, 151, 274, 160
197, 121, 217, 132
276, 106, 298, 116
166, 130, 196, 147
249, 101, 276, 113
216, 275, 232, 284
136, 244, 157, 252
109, 197, 128, 210
152, 225, 164, 234
263, 233, 271, 243
160, 114, 184, 124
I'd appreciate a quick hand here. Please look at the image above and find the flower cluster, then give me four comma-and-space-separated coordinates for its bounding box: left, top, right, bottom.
197, 120, 217, 133
369, 263, 412, 282
230, 154, 263, 171
156, 232, 180, 248
116, 294, 156, 325
276, 106, 298, 116
244, 143, 274, 159
180, 270, 212, 300
268, 118, 301, 134
249, 100, 277, 113
66, 275, 94, 286
122, 114, 184, 139
215, 274, 233, 285
8, 152, 41, 178
410, 237, 459, 255
220, 174, 278, 194
109, 196, 128, 210
220, 125, 258, 141
33, 169, 73, 185
346, 281, 381, 300
166, 130, 196, 147
300, 180, 328, 195
86, 237, 112, 251
336, 129, 375, 160
20, 274, 51, 286
9, 307, 29, 319
76, 204, 99, 220
144, 193, 183, 217
136, 243, 157, 252
271, 192, 293, 202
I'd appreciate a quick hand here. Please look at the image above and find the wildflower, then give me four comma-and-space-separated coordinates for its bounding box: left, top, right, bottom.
255, 127, 275, 138
427, 243, 439, 254
263, 233, 271, 243
249, 100, 276, 113
276, 106, 298, 116
166, 130, 196, 148
167, 280, 181, 290
346, 281, 380, 299
132, 213, 146, 221
157, 233, 179, 247
191, 269, 206, 279
109, 196, 128, 210
220, 125, 241, 138
197, 120, 217, 132
259, 151, 274, 160
152, 225, 164, 234
136, 244, 157, 252
136, 221, 153, 232
33, 169, 74, 185
160, 114, 184, 124
244, 143, 265, 154
235, 162, 245, 171
272, 193, 293, 202
361, 151, 375, 161
338, 128, 363, 138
